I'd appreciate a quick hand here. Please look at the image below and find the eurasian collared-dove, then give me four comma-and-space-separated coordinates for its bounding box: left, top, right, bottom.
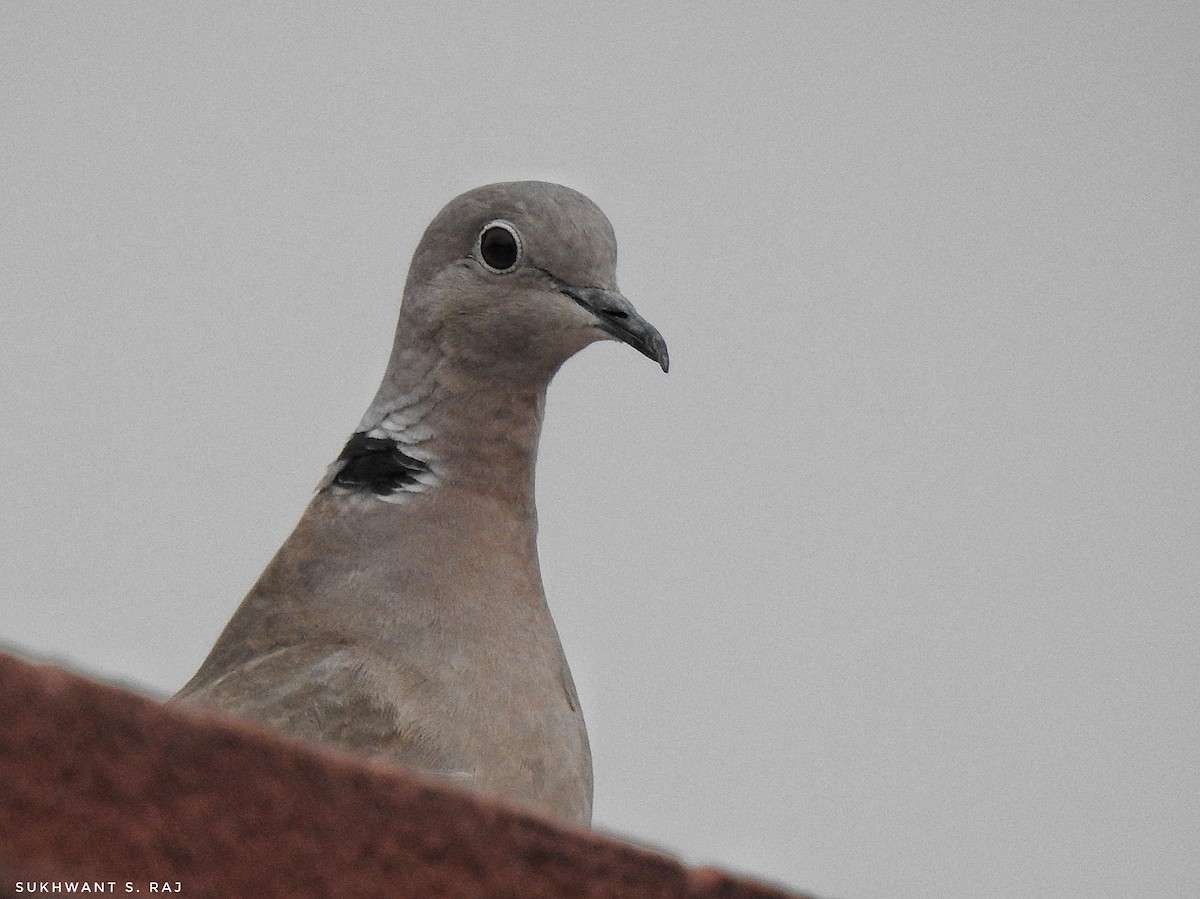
174, 181, 668, 826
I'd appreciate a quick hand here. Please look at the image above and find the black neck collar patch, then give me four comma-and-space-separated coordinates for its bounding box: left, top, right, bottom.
330, 432, 432, 496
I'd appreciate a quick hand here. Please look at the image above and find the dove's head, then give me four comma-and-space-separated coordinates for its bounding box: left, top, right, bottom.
396, 181, 668, 385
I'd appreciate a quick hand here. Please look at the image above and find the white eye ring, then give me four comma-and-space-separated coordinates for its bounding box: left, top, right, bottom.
476, 220, 523, 273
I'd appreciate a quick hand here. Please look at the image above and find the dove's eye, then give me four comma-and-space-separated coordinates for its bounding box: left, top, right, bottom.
477, 221, 522, 273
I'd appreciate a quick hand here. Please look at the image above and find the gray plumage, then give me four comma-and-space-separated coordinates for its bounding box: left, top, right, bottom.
175, 181, 668, 826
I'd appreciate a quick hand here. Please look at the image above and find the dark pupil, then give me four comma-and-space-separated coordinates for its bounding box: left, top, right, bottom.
480, 227, 518, 270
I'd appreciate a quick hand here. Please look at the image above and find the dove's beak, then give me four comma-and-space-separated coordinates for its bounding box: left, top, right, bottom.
563, 286, 669, 373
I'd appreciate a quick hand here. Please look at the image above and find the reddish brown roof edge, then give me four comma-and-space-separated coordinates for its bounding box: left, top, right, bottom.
0, 650, 813, 899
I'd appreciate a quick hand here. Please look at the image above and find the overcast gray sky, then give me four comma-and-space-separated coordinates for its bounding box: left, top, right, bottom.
3, 4, 1198, 897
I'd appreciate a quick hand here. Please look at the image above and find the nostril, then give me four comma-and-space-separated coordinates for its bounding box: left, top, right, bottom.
605, 309, 628, 320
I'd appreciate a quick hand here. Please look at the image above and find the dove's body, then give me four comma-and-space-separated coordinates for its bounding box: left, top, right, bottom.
175, 181, 667, 826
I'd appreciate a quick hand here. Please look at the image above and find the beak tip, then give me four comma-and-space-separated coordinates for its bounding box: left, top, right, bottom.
644, 333, 669, 373
643, 330, 670, 373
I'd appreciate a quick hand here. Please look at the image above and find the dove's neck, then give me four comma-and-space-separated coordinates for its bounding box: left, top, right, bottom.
348, 349, 549, 514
